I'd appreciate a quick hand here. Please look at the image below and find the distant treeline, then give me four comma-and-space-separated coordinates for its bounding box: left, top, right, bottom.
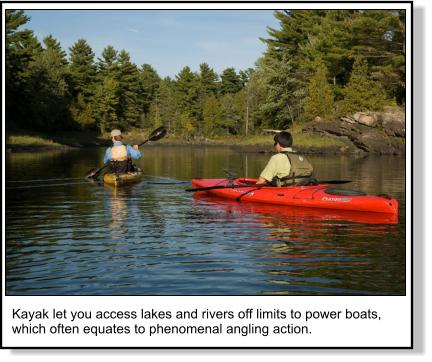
6, 9, 405, 136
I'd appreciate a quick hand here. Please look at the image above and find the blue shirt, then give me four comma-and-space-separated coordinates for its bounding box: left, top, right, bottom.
104, 141, 142, 164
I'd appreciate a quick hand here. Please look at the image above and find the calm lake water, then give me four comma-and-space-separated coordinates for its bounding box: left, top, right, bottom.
5, 146, 406, 295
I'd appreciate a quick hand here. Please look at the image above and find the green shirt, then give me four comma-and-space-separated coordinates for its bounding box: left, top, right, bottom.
259, 147, 293, 182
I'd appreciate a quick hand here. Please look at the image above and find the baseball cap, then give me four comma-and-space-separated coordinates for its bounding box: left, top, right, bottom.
110, 129, 122, 137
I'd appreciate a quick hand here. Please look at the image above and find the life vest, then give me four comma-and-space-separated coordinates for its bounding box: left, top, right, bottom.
109, 144, 131, 174
110, 145, 128, 161
272, 152, 314, 186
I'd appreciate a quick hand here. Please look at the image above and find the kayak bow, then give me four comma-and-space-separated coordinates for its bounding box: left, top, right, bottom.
103, 171, 143, 187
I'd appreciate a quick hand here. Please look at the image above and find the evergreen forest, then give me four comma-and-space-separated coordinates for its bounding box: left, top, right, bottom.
6, 10, 406, 138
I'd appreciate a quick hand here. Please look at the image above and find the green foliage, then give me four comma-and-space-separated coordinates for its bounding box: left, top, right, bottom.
179, 112, 196, 135
93, 77, 120, 133
303, 59, 335, 120
175, 66, 200, 132
116, 50, 142, 129
257, 56, 305, 129
5, 10, 41, 129
68, 39, 96, 98
259, 9, 405, 127
338, 57, 387, 114
199, 63, 219, 96
5, 9, 405, 139
219, 92, 245, 134
26, 35, 72, 129
97, 46, 118, 74
220, 67, 243, 94
70, 94, 96, 129
148, 103, 162, 129
202, 95, 223, 135
140, 64, 161, 116
157, 78, 178, 131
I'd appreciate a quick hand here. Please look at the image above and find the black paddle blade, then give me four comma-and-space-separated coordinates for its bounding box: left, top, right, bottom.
149, 126, 167, 141
138, 127, 167, 146
85, 169, 99, 179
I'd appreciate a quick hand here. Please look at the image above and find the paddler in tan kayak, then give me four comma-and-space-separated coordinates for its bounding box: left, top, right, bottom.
103, 129, 142, 173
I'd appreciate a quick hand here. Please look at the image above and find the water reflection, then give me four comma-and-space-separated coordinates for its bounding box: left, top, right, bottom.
192, 194, 402, 295
5, 146, 406, 295
105, 185, 131, 239
193, 194, 398, 225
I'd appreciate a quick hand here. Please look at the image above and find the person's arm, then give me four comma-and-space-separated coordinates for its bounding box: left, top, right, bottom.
127, 144, 142, 159
256, 177, 268, 185
256, 156, 277, 184
103, 148, 111, 164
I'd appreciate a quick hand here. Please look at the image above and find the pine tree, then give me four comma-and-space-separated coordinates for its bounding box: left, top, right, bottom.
117, 50, 142, 129
197, 63, 219, 134
175, 66, 200, 133
263, 10, 327, 66
339, 57, 387, 115
202, 95, 223, 135
242, 67, 268, 133
349, 10, 406, 103
157, 78, 178, 132
68, 39, 97, 128
219, 93, 244, 135
43, 35, 67, 64
148, 103, 162, 129
199, 63, 219, 96
68, 39, 96, 98
301, 10, 354, 87
5, 10, 42, 129
97, 45, 119, 76
26, 35, 72, 130
93, 77, 120, 133
257, 56, 304, 129
303, 59, 335, 120
140, 64, 161, 116
220, 67, 242, 94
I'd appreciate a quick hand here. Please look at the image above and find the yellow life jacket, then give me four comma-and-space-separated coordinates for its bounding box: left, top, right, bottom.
110, 145, 128, 161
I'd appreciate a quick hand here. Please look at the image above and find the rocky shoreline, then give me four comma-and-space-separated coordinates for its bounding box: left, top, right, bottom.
302, 107, 406, 155
6, 107, 406, 155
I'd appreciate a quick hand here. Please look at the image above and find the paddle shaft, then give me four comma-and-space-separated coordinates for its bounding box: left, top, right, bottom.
185, 180, 351, 192
86, 163, 110, 179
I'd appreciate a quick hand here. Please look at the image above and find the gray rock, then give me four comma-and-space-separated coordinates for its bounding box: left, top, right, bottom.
302, 107, 405, 154
353, 112, 378, 127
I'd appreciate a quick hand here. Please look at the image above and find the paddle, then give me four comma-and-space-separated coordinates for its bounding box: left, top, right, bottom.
86, 126, 167, 180
137, 126, 167, 146
185, 180, 352, 192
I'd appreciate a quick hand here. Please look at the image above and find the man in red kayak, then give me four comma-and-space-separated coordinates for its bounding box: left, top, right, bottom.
256, 131, 314, 186
103, 129, 142, 174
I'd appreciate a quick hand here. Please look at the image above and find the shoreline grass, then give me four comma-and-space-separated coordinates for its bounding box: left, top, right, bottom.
6, 128, 350, 153
6, 134, 62, 147
123, 129, 349, 150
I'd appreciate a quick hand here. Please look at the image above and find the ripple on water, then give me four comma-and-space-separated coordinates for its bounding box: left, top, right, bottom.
6, 152, 406, 295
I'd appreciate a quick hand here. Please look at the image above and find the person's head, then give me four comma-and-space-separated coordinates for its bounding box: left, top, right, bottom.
110, 129, 122, 142
273, 131, 293, 151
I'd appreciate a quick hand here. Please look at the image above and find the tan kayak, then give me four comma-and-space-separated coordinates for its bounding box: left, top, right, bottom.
103, 171, 143, 186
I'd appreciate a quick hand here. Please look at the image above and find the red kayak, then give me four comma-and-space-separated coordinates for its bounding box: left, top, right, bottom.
193, 194, 398, 225
191, 178, 398, 215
